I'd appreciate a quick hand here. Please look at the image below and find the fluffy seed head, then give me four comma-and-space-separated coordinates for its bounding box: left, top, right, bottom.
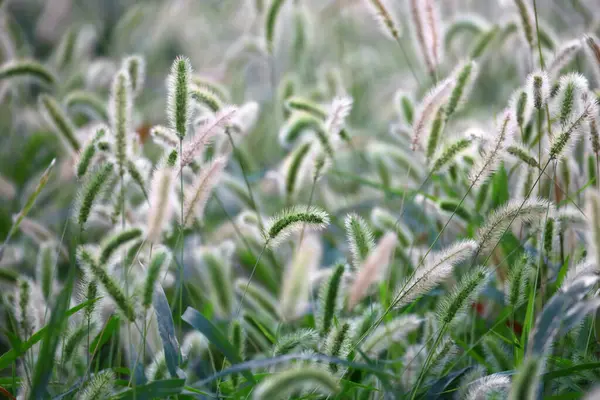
146, 164, 176, 244
253, 366, 339, 400
365, 0, 402, 41
167, 56, 193, 139
325, 96, 353, 138
122, 54, 146, 96
347, 231, 397, 310
183, 156, 228, 227
263, 206, 330, 247
109, 69, 133, 176
526, 71, 550, 110
411, 78, 455, 151
344, 213, 375, 269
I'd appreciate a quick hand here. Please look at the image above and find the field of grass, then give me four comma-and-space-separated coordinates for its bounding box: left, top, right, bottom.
1, 0, 600, 398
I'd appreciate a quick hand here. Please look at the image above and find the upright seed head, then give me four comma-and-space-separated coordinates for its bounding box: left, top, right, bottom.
411, 78, 455, 151
142, 250, 171, 310
347, 231, 398, 310
109, 70, 132, 177
316, 262, 347, 336
344, 213, 375, 269
146, 163, 176, 244
527, 71, 550, 110
513, 0, 535, 48
122, 54, 146, 96
584, 34, 600, 82
79, 370, 116, 400
36, 242, 57, 301
167, 56, 193, 139
265, 0, 286, 54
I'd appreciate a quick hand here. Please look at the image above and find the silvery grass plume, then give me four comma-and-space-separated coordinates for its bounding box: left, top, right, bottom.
364, 0, 402, 42
109, 68, 132, 177
465, 374, 511, 400
325, 95, 353, 140
347, 231, 398, 310
280, 234, 322, 321
361, 314, 422, 357
253, 366, 339, 400
468, 109, 516, 188
547, 39, 582, 79
146, 160, 176, 244
393, 240, 477, 309
476, 197, 551, 253
409, 0, 442, 78
411, 78, 455, 151
584, 34, 600, 82
562, 258, 597, 290
180, 106, 237, 168
262, 205, 329, 248
167, 56, 192, 139
182, 156, 227, 227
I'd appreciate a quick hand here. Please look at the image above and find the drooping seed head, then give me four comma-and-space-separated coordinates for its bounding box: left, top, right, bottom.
262, 205, 329, 247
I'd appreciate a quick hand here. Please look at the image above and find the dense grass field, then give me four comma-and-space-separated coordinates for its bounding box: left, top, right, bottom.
1, 0, 600, 398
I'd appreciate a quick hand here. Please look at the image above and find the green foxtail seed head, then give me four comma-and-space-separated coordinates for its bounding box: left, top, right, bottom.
505, 254, 532, 309
142, 250, 171, 310
365, 0, 402, 41
426, 106, 446, 160
469, 25, 499, 59
36, 242, 56, 301
200, 248, 235, 318
278, 112, 324, 149
64, 90, 109, 121
550, 96, 596, 159
76, 162, 114, 228
262, 206, 329, 247
316, 262, 347, 335
344, 213, 375, 269
98, 227, 143, 265
76, 126, 107, 179
508, 356, 541, 400
280, 234, 322, 320
429, 137, 473, 174
191, 85, 223, 112
506, 144, 539, 167
79, 370, 115, 400
555, 73, 589, 127
285, 96, 327, 119
514, 0, 534, 47
324, 321, 354, 372
285, 141, 312, 201
126, 160, 149, 200
436, 265, 489, 326
78, 247, 136, 321
445, 60, 478, 120
109, 70, 133, 177
167, 56, 193, 139
548, 39, 581, 78
122, 54, 146, 96
38, 94, 80, 152
0, 59, 56, 86
272, 329, 319, 356
361, 315, 422, 356
265, 0, 286, 54
527, 71, 550, 110
253, 366, 339, 400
